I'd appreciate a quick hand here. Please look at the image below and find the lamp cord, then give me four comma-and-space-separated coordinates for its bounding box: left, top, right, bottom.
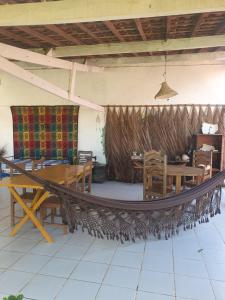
163, 55, 167, 81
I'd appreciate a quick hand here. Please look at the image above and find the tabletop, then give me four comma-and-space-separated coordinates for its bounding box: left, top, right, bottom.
0, 164, 86, 189
167, 165, 203, 176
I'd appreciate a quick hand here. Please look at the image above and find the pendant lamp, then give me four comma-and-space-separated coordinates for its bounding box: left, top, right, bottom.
154, 55, 178, 100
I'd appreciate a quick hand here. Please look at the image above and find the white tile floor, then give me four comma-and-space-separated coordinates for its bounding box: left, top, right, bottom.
0, 182, 225, 299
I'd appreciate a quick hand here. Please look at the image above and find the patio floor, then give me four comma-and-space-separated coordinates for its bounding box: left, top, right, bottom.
0, 182, 225, 300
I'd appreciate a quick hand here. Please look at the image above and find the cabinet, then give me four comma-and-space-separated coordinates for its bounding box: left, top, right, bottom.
195, 134, 225, 173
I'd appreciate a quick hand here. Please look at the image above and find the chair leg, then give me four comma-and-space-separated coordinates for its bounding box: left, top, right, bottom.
81, 177, 85, 193
10, 199, 15, 227
51, 208, 56, 224
88, 174, 92, 193
63, 225, 68, 235
39, 206, 45, 226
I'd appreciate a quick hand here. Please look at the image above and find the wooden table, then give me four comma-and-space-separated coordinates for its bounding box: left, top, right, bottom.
131, 158, 203, 193
167, 165, 203, 193
0, 164, 86, 243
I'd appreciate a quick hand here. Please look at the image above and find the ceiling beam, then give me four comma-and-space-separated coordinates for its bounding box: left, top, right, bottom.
83, 51, 225, 66
0, 42, 103, 72
0, 55, 104, 112
104, 21, 125, 42
52, 35, 225, 57
134, 19, 147, 41
0, 0, 224, 26
76, 23, 102, 43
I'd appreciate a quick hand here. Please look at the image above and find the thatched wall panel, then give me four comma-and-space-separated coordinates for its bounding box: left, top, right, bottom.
105, 105, 225, 182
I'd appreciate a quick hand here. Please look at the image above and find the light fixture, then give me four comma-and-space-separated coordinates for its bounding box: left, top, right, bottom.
154, 55, 178, 100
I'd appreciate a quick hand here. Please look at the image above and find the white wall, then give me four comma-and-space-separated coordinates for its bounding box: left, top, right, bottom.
0, 52, 225, 162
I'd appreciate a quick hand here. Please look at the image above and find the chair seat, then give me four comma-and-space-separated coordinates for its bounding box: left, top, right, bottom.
12, 191, 36, 204
41, 195, 60, 208
21, 191, 36, 199
148, 182, 173, 195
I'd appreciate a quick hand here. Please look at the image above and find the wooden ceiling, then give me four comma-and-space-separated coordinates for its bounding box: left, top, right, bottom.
0, 0, 225, 59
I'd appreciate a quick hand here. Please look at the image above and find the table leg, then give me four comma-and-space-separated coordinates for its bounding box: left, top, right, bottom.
8, 187, 53, 243
196, 175, 202, 185
176, 175, 182, 193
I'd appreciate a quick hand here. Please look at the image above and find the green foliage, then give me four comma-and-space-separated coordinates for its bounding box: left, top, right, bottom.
100, 127, 105, 155
3, 295, 24, 300
0, 146, 6, 156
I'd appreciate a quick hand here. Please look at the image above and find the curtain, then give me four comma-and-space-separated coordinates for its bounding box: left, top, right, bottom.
105, 105, 225, 181
11, 105, 79, 162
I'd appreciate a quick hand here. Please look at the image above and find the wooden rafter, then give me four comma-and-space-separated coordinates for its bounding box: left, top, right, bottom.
134, 19, 147, 40
191, 14, 207, 36
0, 54, 104, 111
52, 35, 225, 57
45, 25, 82, 45
18, 26, 61, 46
0, 0, 224, 26
165, 17, 172, 39
76, 23, 101, 43
0, 28, 39, 47
0, 42, 103, 72
104, 21, 125, 42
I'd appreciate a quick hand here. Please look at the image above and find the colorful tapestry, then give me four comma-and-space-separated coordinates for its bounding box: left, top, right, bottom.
11, 106, 79, 162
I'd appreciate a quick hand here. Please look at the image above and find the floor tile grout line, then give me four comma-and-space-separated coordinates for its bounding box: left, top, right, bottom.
53, 230, 97, 299
94, 238, 120, 300
193, 223, 217, 300
17, 252, 53, 296
134, 239, 147, 300
172, 236, 177, 300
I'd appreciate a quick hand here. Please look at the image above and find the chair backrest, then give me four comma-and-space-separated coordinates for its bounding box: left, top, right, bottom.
10, 162, 25, 176
77, 151, 93, 165
64, 165, 83, 189
32, 158, 45, 171
82, 161, 93, 193
193, 150, 213, 179
143, 150, 167, 200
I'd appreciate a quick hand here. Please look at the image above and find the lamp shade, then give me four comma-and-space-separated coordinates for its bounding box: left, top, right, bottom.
154, 81, 178, 99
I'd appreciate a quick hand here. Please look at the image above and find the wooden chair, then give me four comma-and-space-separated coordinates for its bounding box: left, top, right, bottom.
131, 160, 143, 183
39, 164, 88, 234
81, 160, 93, 193
77, 150, 93, 165
31, 158, 45, 171
143, 150, 173, 200
185, 150, 213, 187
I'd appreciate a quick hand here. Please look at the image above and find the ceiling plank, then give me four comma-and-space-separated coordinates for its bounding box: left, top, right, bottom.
45, 25, 82, 45
134, 19, 147, 40
191, 13, 207, 36
0, 0, 224, 26
0, 42, 103, 72
52, 35, 225, 57
104, 21, 125, 42
76, 23, 102, 43
0, 54, 104, 112
0, 28, 40, 47
215, 20, 225, 34
18, 26, 61, 46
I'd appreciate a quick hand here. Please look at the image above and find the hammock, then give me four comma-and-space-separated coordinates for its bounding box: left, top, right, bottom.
1, 156, 224, 242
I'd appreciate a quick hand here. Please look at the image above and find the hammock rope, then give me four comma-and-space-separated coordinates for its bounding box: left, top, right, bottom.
1, 156, 224, 242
